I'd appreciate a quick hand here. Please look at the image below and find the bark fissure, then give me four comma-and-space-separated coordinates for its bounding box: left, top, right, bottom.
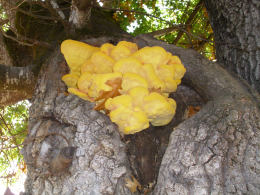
204, 0, 260, 93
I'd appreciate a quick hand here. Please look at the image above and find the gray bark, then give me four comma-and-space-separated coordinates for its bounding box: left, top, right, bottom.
21, 35, 260, 195
22, 42, 137, 195
204, 0, 260, 93
138, 35, 260, 194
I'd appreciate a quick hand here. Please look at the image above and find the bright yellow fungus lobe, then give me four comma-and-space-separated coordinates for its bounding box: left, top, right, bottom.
142, 92, 176, 126
121, 73, 148, 94
140, 64, 165, 91
113, 57, 142, 74
81, 60, 95, 74
62, 73, 79, 88
128, 87, 149, 107
68, 88, 93, 102
117, 41, 138, 53
110, 107, 149, 134
105, 95, 149, 134
77, 72, 92, 93
156, 64, 178, 92
111, 45, 132, 61
110, 41, 138, 61
132, 46, 169, 68
90, 51, 115, 73
61, 39, 186, 134
168, 55, 182, 65
88, 72, 122, 98
100, 43, 115, 56
105, 95, 133, 110
173, 63, 186, 80
61, 39, 99, 72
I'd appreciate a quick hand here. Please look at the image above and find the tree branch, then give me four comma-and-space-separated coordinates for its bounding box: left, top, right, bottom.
145, 25, 184, 37
1, 29, 53, 48
196, 33, 214, 51
97, 5, 175, 26
16, 7, 59, 21
173, 0, 204, 44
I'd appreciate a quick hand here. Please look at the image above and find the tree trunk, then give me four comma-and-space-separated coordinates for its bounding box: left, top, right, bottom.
21, 34, 260, 194
2, 1, 256, 194
204, 0, 260, 93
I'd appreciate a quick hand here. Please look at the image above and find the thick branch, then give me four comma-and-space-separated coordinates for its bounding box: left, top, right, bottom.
173, 0, 204, 44
145, 25, 184, 37
204, 0, 260, 92
98, 6, 174, 26
0, 64, 39, 106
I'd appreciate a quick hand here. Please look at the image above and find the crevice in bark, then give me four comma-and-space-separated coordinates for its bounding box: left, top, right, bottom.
124, 84, 204, 192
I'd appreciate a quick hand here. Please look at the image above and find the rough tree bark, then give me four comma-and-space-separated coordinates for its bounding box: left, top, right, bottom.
204, 0, 260, 93
20, 33, 260, 194
142, 36, 260, 195
0, 1, 259, 195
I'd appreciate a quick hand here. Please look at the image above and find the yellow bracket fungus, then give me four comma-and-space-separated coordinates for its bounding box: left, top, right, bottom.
61, 39, 186, 134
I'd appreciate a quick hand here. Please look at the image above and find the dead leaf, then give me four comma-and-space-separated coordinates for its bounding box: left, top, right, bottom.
94, 77, 122, 111
125, 175, 141, 193
188, 105, 201, 117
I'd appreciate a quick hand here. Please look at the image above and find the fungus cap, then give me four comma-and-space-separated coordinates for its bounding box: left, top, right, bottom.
61, 40, 186, 134
128, 87, 149, 107
62, 73, 79, 88
61, 40, 99, 71
132, 46, 169, 68
68, 88, 93, 102
100, 43, 115, 56
88, 72, 122, 98
109, 107, 149, 134
113, 57, 142, 75
142, 92, 176, 126
121, 73, 148, 93
90, 51, 115, 74
141, 64, 165, 91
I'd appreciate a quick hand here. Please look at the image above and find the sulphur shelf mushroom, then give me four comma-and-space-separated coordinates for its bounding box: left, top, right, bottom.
61, 39, 186, 134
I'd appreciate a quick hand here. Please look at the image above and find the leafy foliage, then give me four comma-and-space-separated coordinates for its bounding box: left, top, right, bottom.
0, 101, 29, 184
110, 0, 215, 59
0, 4, 9, 31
